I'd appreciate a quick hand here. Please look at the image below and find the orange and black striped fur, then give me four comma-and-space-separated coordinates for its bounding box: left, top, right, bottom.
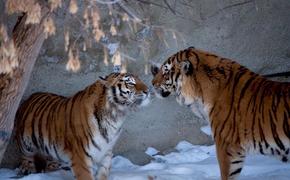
151, 47, 290, 180
15, 73, 150, 180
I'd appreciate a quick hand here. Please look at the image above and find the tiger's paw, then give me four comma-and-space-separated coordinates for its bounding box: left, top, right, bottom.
18, 159, 36, 175
45, 160, 62, 172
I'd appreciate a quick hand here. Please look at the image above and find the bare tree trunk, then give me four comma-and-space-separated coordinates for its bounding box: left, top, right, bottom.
0, 5, 51, 163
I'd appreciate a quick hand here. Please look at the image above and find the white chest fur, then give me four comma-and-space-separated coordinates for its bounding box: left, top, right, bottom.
87, 116, 123, 162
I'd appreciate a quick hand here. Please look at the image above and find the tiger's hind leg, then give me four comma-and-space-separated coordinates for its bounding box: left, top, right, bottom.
95, 149, 113, 180
216, 143, 245, 180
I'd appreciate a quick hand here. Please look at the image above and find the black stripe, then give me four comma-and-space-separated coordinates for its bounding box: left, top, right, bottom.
80, 142, 93, 161
216, 67, 227, 78
170, 70, 175, 84
209, 101, 217, 117
31, 96, 51, 149
46, 97, 61, 147
276, 149, 281, 155
271, 148, 274, 155
237, 76, 256, 110
282, 112, 290, 139
259, 142, 264, 154
245, 79, 264, 113
112, 86, 123, 105
225, 70, 234, 87
45, 146, 49, 154
231, 160, 243, 164
226, 151, 233, 157
174, 72, 180, 89
68, 96, 82, 150
50, 98, 64, 148
89, 131, 101, 150
53, 144, 63, 161
269, 110, 285, 151
93, 87, 108, 145
205, 54, 218, 58
80, 118, 90, 149
62, 99, 72, 150
251, 105, 257, 149
95, 115, 109, 143
286, 148, 290, 154
76, 94, 91, 149
224, 70, 247, 122
220, 70, 247, 141
271, 87, 281, 113
37, 96, 57, 151
258, 81, 270, 113
118, 83, 127, 98
230, 168, 242, 176
258, 117, 269, 148
17, 94, 43, 140
283, 94, 290, 117
271, 90, 280, 121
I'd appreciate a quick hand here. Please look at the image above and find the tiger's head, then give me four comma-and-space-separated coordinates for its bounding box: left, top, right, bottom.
100, 73, 150, 108
151, 47, 200, 106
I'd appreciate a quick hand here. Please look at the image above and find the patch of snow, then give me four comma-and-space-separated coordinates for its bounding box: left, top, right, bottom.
145, 147, 159, 156
201, 125, 212, 136
151, 141, 211, 164
112, 156, 137, 169
2, 141, 290, 180
175, 140, 195, 152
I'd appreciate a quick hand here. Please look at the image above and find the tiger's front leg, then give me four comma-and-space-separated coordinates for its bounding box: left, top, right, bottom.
95, 149, 113, 180
216, 143, 245, 180
70, 153, 94, 180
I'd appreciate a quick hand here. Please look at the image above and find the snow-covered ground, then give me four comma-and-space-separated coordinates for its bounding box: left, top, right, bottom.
1, 141, 290, 180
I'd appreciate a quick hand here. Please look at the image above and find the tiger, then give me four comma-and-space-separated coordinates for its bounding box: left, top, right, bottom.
151, 47, 290, 180
15, 72, 150, 180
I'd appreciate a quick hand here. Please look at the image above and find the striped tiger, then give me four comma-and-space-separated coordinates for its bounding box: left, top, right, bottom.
151, 47, 290, 180
15, 73, 150, 180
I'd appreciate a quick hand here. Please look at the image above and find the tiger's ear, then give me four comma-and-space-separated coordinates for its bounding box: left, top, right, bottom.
180, 60, 193, 76
99, 76, 106, 80
99, 76, 110, 87
150, 63, 160, 76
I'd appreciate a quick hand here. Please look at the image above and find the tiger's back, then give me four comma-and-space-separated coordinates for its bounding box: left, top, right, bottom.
16, 92, 86, 162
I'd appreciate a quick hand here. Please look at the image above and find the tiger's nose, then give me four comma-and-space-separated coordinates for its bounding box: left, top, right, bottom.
143, 89, 149, 94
